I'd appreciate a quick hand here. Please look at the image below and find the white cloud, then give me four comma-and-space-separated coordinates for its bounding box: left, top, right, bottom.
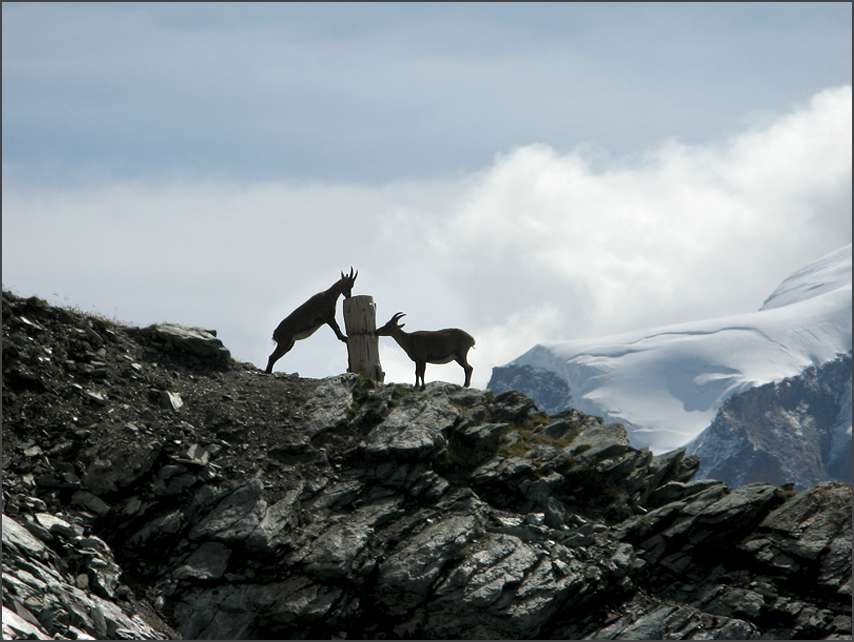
3, 85, 851, 388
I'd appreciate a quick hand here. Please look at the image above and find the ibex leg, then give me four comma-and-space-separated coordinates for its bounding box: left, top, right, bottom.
415, 361, 426, 390
265, 338, 295, 374
326, 318, 348, 342
455, 354, 473, 388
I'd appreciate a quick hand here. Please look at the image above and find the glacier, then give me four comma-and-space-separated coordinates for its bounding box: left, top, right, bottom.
507, 244, 852, 452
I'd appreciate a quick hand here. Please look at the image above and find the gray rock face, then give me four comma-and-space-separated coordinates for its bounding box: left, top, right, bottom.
83, 440, 161, 497
300, 373, 358, 435
132, 323, 231, 368
739, 482, 852, 592
115, 381, 848, 639
2, 514, 170, 640
2, 290, 850, 640
174, 542, 231, 580
574, 596, 761, 640
690, 352, 852, 489
487, 364, 572, 413
361, 389, 457, 461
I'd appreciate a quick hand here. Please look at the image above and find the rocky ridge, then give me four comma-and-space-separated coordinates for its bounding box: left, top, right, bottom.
2, 291, 851, 639
487, 364, 572, 415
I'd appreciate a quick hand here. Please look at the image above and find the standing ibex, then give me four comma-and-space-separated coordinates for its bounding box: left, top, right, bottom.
376, 312, 475, 390
265, 267, 358, 374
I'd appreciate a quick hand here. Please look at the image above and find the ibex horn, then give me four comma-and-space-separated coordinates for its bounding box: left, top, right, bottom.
349, 266, 355, 278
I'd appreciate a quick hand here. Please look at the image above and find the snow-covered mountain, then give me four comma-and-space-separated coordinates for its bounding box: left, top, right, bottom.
492, 244, 852, 453
688, 352, 852, 490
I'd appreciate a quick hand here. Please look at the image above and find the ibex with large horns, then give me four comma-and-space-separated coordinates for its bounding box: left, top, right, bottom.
376, 312, 475, 390
265, 267, 358, 374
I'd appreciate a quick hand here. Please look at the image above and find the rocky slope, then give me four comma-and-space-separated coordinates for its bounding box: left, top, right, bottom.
2, 290, 851, 639
689, 352, 852, 490
487, 364, 571, 414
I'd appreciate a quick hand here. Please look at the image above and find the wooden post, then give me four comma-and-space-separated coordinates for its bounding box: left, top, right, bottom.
343, 295, 385, 383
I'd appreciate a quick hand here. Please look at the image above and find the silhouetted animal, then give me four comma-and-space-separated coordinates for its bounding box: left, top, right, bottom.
265, 268, 357, 374
376, 312, 475, 390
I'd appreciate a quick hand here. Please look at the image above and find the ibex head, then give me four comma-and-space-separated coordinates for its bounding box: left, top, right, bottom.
376, 312, 406, 336
339, 266, 358, 298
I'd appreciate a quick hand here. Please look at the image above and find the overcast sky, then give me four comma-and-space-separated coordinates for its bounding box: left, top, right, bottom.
3, 3, 852, 387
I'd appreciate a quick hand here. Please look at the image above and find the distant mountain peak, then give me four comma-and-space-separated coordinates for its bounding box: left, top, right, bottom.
689, 351, 852, 489
492, 245, 853, 454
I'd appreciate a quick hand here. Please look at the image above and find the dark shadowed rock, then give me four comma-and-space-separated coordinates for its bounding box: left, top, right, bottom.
189, 480, 267, 544
174, 542, 232, 581
83, 441, 161, 497
71, 490, 111, 516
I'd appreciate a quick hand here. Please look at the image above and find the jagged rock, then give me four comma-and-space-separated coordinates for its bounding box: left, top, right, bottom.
127, 509, 185, 550
691, 483, 787, 525
618, 482, 789, 569
361, 393, 456, 461
584, 598, 760, 639
645, 479, 724, 509
2, 514, 169, 639
83, 441, 161, 496
71, 490, 111, 516
244, 482, 304, 553
739, 482, 851, 587
377, 513, 481, 615
699, 584, 766, 620
292, 516, 375, 580
189, 480, 267, 544
86, 554, 122, 599
174, 577, 346, 639
1, 605, 51, 640
22, 444, 43, 457
159, 390, 184, 412
153, 464, 198, 497
38, 513, 83, 539
487, 364, 572, 414
2, 290, 850, 640
84, 389, 108, 406
300, 374, 357, 435
447, 421, 510, 467
570, 421, 631, 459
4, 515, 50, 559
540, 411, 600, 439
490, 389, 538, 422
132, 323, 231, 368
648, 447, 700, 485
174, 542, 232, 580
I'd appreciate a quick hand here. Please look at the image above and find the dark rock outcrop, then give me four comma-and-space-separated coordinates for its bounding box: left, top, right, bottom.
128, 323, 232, 370
487, 364, 571, 414
2, 290, 851, 640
